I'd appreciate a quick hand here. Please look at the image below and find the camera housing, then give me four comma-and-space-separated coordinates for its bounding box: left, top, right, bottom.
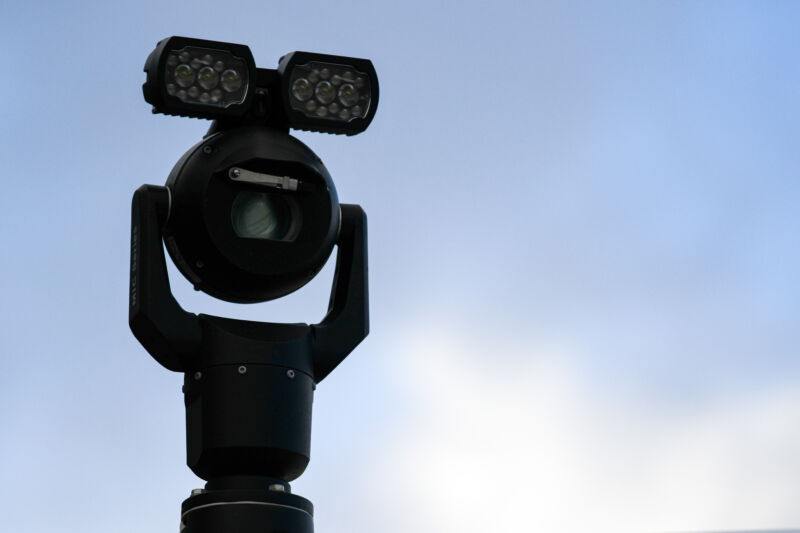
164, 126, 340, 303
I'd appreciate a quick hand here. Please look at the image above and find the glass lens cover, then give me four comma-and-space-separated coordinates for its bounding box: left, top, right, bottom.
288, 61, 372, 122
230, 191, 297, 241
165, 46, 249, 108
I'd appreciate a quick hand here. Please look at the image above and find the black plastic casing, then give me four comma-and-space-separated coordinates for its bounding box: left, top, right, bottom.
143, 36, 257, 120
181, 487, 313, 533
129, 184, 370, 482
183, 322, 316, 481
164, 126, 340, 303
278, 51, 379, 135
132, 37, 376, 533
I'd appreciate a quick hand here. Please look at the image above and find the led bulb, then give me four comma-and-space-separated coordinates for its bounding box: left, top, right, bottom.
197, 67, 219, 90
292, 78, 313, 101
221, 69, 242, 92
174, 64, 195, 88
338, 84, 358, 107
315, 81, 335, 104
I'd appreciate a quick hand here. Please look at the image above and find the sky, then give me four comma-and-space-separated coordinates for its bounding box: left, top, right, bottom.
1, 1, 799, 532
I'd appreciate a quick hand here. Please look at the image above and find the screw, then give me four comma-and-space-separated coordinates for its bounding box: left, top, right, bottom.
286, 369, 295, 379
268, 483, 286, 492
191, 488, 204, 496
238, 365, 247, 375
231, 168, 241, 177
202, 145, 213, 155
194, 371, 202, 380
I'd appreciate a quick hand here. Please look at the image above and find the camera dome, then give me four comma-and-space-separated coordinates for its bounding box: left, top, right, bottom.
163, 126, 340, 303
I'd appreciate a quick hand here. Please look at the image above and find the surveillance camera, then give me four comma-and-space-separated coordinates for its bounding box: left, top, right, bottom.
131, 36, 376, 533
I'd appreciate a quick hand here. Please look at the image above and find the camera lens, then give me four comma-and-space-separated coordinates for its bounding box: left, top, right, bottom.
231, 191, 295, 241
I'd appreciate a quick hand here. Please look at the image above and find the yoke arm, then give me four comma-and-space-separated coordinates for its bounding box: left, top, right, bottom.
311, 204, 369, 382
129, 185, 201, 371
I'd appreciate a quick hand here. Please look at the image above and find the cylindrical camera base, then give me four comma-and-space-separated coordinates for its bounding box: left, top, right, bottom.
181, 488, 313, 533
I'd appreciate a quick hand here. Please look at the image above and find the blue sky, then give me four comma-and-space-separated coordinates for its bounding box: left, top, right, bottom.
1, 1, 799, 532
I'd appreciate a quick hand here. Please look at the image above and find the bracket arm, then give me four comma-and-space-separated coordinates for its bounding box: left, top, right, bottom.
311, 204, 369, 382
129, 184, 201, 371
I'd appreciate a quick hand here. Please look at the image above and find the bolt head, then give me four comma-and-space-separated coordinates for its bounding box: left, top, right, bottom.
238, 365, 247, 374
